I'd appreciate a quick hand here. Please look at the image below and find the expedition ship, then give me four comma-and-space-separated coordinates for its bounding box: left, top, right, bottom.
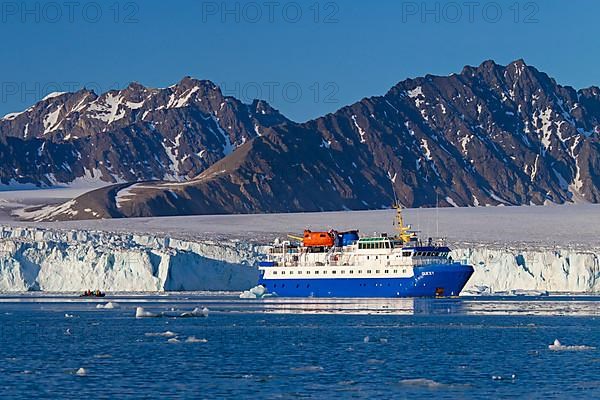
257, 206, 474, 298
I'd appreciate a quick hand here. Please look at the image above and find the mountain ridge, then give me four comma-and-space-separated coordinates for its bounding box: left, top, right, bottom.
5, 59, 600, 221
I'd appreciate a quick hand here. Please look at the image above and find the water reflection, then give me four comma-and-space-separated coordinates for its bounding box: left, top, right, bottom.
1, 294, 599, 316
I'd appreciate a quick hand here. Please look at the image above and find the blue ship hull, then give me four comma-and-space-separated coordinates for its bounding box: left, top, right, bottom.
258, 263, 474, 298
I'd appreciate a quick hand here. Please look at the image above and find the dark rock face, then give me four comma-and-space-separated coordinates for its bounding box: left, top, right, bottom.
0, 77, 288, 186
8, 60, 600, 221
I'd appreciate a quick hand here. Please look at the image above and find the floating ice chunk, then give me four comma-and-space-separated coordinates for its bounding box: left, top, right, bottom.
239, 285, 270, 299
180, 307, 209, 318
75, 368, 88, 377
492, 374, 516, 380
549, 339, 595, 351
145, 331, 177, 337
250, 285, 266, 296
363, 336, 370, 343
185, 336, 208, 343
64, 313, 74, 318
135, 307, 161, 318
65, 328, 72, 335
291, 365, 324, 372
167, 338, 180, 344
398, 378, 444, 388
96, 302, 120, 309
379, 338, 388, 344
510, 289, 549, 296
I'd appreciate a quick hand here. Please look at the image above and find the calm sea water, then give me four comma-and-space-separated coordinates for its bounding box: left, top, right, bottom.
1, 295, 599, 399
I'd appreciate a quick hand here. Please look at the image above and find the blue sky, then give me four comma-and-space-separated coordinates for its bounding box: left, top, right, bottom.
0, 0, 598, 122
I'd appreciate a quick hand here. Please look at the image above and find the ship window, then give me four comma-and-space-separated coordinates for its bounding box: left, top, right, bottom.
358, 270, 362, 273
359, 243, 365, 250
387, 256, 390, 259
273, 271, 277, 275
367, 270, 372, 274
273, 284, 277, 288
281, 271, 285, 275
385, 270, 389, 273
394, 269, 398, 273
403, 269, 406, 273
315, 271, 319, 275
375, 256, 378, 260
341, 270, 345, 274
403, 251, 411, 257
297, 271, 302, 275
367, 256, 369, 260
350, 270, 354, 274
289, 271, 293, 275
306, 271, 310, 275
332, 270, 336, 274
376, 270, 380, 274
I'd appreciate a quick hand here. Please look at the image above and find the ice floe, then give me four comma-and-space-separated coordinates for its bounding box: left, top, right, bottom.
239, 285, 275, 299
291, 366, 324, 372
75, 367, 88, 377
398, 378, 446, 388
492, 374, 517, 380
96, 301, 120, 309
167, 338, 180, 344
135, 307, 161, 318
180, 307, 209, 318
145, 331, 178, 337
185, 336, 208, 343
548, 339, 596, 351
64, 313, 74, 318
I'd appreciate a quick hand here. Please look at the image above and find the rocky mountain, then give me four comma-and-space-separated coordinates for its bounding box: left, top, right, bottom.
10, 59, 600, 221
0, 77, 288, 186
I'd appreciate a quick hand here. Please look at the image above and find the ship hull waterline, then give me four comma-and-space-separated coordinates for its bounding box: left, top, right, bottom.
258, 263, 474, 298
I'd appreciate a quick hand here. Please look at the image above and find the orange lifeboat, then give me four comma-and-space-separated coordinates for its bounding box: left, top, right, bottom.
303, 230, 334, 247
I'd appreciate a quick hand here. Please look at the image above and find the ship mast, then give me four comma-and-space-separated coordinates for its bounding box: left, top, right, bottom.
393, 203, 414, 243
390, 183, 413, 244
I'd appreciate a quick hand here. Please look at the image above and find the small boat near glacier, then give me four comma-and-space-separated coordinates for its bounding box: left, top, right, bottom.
258, 206, 474, 298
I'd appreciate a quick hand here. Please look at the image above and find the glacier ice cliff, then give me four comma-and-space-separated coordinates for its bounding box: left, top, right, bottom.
0, 225, 599, 293
452, 247, 600, 293
0, 226, 258, 292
